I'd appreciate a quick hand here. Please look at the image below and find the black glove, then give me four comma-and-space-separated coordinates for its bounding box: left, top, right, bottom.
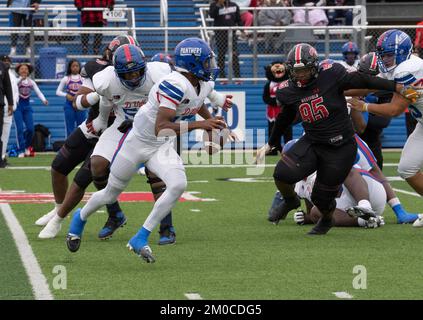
117, 119, 133, 133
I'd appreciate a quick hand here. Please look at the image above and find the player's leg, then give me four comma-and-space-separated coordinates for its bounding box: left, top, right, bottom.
128, 143, 187, 263
66, 130, 141, 252
270, 137, 317, 223
22, 104, 34, 154
1, 113, 13, 163
398, 123, 423, 196
309, 139, 357, 235
13, 102, 25, 156
36, 128, 91, 227
90, 124, 126, 239
145, 168, 176, 245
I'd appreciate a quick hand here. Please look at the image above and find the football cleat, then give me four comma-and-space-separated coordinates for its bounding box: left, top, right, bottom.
158, 226, 176, 245
127, 240, 155, 263
98, 211, 127, 240
66, 209, 87, 252
307, 217, 333, 235
35, 208, 57, 226
293, 210, 306, 225
38, 218, 62, 239
364, 216, 385, 229
346, 205, 377, 220
268, 195, 301, 224
412, 215, 423, 227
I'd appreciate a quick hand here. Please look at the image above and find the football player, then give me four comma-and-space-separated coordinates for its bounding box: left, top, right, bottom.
263, 43, 416, 235
65, 38, 232, 262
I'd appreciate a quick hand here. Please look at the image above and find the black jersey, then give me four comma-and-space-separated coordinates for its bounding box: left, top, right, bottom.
80, 58, 112, 123
270, 61, 397, 146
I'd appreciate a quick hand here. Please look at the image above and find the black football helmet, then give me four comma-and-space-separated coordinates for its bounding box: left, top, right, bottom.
286, 43, 319, 87
103, 35, 140, 61
358, 52, 379, 76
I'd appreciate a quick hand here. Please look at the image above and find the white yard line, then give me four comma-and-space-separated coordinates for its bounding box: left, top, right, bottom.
184, 292, 203, 300
392, 188, 421, 197
332, 291, 353, 299
0, 202, 53, 300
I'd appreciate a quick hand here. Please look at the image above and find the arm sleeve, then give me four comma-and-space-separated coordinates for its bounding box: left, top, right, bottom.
339, 70, 397, 92
268, 105, 297, 147
3, 65, 13, 106
262, 82, 276, 105
31, 80, 47, 102
56, 77, 68, 97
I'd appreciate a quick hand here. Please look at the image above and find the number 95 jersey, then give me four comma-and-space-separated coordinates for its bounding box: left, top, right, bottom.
379, 54, 423, 123
92, 61, 173, 123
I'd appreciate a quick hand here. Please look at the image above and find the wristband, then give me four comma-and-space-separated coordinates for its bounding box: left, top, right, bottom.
75, 95, 85, 110
362, 103, 369, 112
86, 92, 100, 106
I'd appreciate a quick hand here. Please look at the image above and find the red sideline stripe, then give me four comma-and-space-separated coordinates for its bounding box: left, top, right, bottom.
123, 45, 132, 62
295, 45, 302, 65
355, 135, 377, 165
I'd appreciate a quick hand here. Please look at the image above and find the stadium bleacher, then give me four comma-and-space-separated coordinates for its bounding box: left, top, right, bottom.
2, 0, 418, 152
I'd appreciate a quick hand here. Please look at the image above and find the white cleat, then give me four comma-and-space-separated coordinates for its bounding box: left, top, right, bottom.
412, 215, 423, 227
38, 219, 62, 239
35, 208, 57, 226
127, 243, 155, 263
138, 167, 146, 176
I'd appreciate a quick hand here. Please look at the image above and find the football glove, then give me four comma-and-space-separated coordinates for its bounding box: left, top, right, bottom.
400, 86, 420, 103
293, 210, 306, 225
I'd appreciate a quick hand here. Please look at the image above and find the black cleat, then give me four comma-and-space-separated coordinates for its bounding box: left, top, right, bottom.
346, 206, 377, 221
66, 234, 81, 252
98, 212, 127, 240
268, 195, 301, 224
307, 217, 333, 235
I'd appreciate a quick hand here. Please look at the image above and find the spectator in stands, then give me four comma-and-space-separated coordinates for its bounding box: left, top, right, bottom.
56, 60, 86, 137
209, 0, 243, 84
7, 0, 41, 56
0, 55, 19, 167
74, 0, 114, 55
263, 61, 292, 154
327, 0, 353, 26
0, 60, 14, 168
415, 20, 423, 59
291, 0, 328, 26
232, 0, 254, 33
14, 63, 48, 157
258, 0, 292, 51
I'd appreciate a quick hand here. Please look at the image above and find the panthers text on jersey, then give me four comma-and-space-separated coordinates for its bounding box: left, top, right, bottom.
92, 61, 173, 124
379, 54, 423, 124
133, 71, 215, 146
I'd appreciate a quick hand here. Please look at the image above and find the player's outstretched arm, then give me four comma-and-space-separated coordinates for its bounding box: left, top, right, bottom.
347, 93, 409, 117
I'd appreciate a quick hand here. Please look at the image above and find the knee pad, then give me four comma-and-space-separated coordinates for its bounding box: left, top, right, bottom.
273, 157, 299, 184
311, 182, 339, 215
73, 166, 93, 189
92, 172, 110, 190
397, 161, 420, 179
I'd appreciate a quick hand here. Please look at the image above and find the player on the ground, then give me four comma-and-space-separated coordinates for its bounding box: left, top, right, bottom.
261, 43, 417, 235
66, 38, 231, 263
36, 35, 138, 239
348, 30, 423, 199
278, 140, 387, 228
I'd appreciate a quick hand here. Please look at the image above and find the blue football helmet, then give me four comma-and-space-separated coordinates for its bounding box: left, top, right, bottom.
113, 44, 147, 90
174, 38, 219, 81
151, 52, 173, 65
341, 41, 359, 65
376, 29, 413, 73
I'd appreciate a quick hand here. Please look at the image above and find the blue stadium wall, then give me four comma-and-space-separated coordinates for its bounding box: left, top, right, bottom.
6, 83, 407, 152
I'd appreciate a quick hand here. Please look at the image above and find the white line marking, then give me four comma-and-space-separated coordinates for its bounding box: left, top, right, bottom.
185, 293, 203, 300
386, 176, 404, 181
0, 203, 53, 300
392, 188, 421, 197
190, 209, 201, 212
333, 291, 353, 299
188, 180, 209, 183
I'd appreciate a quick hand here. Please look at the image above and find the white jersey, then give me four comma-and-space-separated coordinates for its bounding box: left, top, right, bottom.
133, 71, 215, 146
379, 54, 423, 124
92, 61, 173, 123
336, 60, 359, 72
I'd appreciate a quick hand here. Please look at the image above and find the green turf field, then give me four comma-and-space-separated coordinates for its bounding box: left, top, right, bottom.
0, 152, 422, 300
